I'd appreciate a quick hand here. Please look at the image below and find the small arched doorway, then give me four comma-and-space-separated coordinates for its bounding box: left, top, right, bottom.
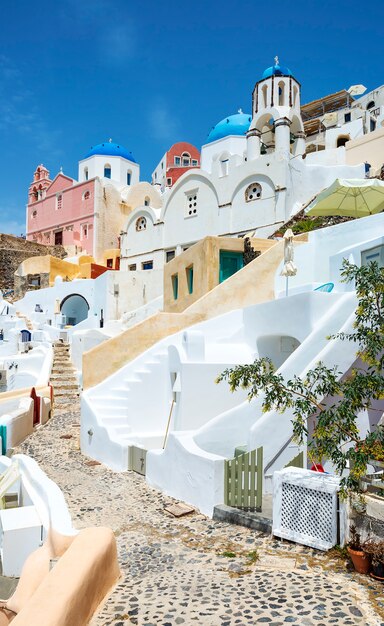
60, 294, 89, 326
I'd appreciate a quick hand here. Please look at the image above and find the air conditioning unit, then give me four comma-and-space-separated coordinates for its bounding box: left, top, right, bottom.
273, 467, 345, 551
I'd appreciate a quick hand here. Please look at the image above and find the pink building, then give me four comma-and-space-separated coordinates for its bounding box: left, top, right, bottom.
26, 142, 140, 259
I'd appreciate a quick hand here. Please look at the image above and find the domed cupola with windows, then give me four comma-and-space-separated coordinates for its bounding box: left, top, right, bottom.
78, 138, 140, 187
247, 57, 305, 161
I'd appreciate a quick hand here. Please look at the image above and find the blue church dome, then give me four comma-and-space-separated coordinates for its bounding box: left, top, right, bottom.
206, 112, 252, 144
262, 58, 292, 80
84, 141, 136, 163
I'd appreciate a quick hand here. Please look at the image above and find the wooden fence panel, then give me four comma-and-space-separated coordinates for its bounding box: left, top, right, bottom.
224, 447, 263, 512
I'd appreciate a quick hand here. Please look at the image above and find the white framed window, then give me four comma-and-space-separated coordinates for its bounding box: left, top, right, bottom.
245, 183, 262, 202
136, 216, 147, 231
167, 177, 172, 186
192, 159, 198, 166
104, 164, 111, 178
185, 190, 198, 217
182, 152, 190, 166
174, 156, 181, 166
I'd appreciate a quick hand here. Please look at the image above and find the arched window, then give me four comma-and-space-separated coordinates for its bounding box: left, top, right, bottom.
84, 167, 88, 181
293, 85, 298, 107
144, 196, 150, 206
104, 164, 111, 178
136, 216, 147, 231
262, 85, 268, 108
83, 190, 90, 200
32, 210, 37, 218
181, 152, 190, 166
336, 135, 350, 148
127, 171, 132, 185
245, 183, 262, 202
278, 81, 285, 106
367, 101, 375, 110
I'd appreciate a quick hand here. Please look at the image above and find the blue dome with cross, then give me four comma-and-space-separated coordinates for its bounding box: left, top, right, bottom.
262, 57, 292, 80
206, 111, 252, 144
84, 141, 136, 163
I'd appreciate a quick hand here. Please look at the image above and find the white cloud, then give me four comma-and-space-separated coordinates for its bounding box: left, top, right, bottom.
149, 99, 180, 142
100, 22, 136, 64
0, 56, 63, 155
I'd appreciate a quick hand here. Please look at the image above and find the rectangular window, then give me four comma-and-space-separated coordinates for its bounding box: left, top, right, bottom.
182, 157, 190, 166
167, 177, 172, 186
192, 159, 198, 166
81, 224, 88, 240
142, 260, 153, 270
166, 250, 176, 263
106, 259, 113, 268
185, 191, 198, 217
344, 112, 351, 123
172, 274, 178, 300
361, 245, 384, 268
129, 264, 137, 271
54, 231, 63, 246
56, 195, 62, 210
186, 265, 194, 294
174, 156, 181, 165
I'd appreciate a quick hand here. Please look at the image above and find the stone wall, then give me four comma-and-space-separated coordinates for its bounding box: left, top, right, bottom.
14, 273, 50, 300
0, 234, 66, 294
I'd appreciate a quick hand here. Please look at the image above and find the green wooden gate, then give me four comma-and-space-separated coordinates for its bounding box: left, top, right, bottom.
224, 447, 263, 511
285, 450, 304, 469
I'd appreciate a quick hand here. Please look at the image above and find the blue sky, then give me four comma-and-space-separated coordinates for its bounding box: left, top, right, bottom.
1, 0, 383, 236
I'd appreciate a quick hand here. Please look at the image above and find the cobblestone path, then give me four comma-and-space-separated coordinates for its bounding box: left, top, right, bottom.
14, 373, 384, 626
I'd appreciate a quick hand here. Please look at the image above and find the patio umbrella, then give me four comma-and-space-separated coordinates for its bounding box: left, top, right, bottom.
306, 178, 384, 218
281, 228, 297, 296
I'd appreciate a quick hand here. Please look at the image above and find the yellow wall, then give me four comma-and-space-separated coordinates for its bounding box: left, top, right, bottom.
16, 255, 81, 284
101, 248, 120, 268
163, 236, 276, 313
346, 126, 384, 173
83, 235, 307, 389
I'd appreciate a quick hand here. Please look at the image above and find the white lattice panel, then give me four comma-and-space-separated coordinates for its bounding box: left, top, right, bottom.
273, 468, 340, 550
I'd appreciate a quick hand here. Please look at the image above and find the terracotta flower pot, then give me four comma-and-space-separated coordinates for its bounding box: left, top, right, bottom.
347, 546, 371, 574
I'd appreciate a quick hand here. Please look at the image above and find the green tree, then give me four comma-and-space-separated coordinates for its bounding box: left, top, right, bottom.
216, 260, 384, 494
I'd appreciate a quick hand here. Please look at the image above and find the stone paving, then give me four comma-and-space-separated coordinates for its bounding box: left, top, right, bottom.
13, 347, 384, 625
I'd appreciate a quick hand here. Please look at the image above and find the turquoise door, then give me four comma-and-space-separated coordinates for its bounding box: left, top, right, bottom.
219, 251, 244, 283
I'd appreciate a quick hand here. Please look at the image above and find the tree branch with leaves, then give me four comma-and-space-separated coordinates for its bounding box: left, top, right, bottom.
216, 259, 384, 494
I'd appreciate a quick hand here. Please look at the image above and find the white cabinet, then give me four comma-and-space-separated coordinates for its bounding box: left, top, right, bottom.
0, 505, 42, 576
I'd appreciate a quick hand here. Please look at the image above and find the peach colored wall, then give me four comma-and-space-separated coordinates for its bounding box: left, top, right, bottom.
163, 236, 276, 313
8, 528, 120, 626
27, 180, 96, 255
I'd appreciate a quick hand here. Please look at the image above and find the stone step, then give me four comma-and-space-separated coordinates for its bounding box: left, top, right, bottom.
50, 375, 77, 382
54, 389, 80, 398
52, 382, 78, 390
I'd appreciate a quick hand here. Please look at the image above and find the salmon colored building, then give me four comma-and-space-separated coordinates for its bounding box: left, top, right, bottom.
151, 142, 200, 190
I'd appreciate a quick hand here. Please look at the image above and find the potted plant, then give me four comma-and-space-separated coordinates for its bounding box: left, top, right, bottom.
347, 525, 371, 574
363, 539, 384, 580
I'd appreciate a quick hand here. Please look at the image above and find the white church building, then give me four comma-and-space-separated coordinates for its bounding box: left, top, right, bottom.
119, 58, 368, 272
